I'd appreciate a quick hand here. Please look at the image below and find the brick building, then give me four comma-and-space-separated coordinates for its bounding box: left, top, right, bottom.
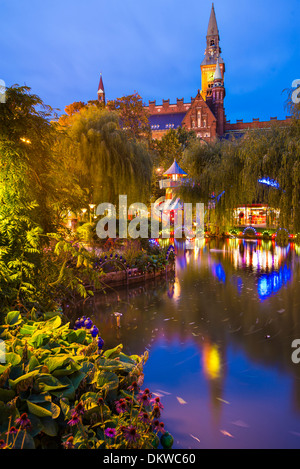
143, 3, 291, 142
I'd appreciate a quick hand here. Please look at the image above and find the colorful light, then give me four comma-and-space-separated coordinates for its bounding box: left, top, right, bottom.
257, 265, 292, 300
258, 177, 280, 189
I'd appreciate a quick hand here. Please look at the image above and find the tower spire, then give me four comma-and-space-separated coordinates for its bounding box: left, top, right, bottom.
201, 3, 225, 101
207, 3, 219, 39
213, 57, 222, 81
204, 3, 221, 59
97, 72, 105, 104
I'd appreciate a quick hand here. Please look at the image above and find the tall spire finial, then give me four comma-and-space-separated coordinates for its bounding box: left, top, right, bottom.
213, 57, 222, 81
207, 3, 219, 38
97, 72, 105, 104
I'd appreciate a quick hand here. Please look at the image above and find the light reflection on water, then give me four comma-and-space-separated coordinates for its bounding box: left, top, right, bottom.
70, 239, 300, 449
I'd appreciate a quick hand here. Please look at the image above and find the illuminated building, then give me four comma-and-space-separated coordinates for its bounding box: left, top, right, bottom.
144, 4, 291, 142
233, 204, 280, 228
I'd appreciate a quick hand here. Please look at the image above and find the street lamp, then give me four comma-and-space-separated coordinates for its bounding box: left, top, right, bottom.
89, 203, 96, 222
81, 208, 87, 221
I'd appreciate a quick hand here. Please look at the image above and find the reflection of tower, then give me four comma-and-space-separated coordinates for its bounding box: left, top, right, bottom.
202, 340, 227, 429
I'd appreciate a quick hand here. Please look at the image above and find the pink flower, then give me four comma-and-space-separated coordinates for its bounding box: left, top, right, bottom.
123, 425, 141, 443
115, 398, 127, 414
67, 413, 81, 426
151, 396, 164, 410
105, 427, 117, 439
15, 413, 31, 430
137, 392, 151, 407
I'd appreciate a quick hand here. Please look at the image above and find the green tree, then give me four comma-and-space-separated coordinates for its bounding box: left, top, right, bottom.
0, 86, 98, 313
0, 85, 59, 231
179, 115, 300, 234
55, 104, 153, 207
107, 92, 151, 141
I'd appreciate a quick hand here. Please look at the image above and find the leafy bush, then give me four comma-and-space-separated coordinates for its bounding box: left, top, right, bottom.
0, 312, 172, 449
276, 228, 289, 246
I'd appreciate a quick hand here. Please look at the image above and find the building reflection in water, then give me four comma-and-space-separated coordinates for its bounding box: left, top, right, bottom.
200, 238, 293, 300
70, 237, 300, 448
257, 265, 292, 300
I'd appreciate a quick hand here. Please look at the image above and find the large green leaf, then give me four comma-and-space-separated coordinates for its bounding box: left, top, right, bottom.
65, 329, 87, 344
8, 370, 39, 389
5, 352, 22, 367
96, 371, 119, 391
59, 398, 71, 419
26, 400, 53, 418
50, 401, 61, 419
33, 373, 69, 393
103, 344, 123, 359
43, 355, 70, 373
27, 355, 40, 371
28, 331, 50, 348
27, 393, 52, 404
5, 311, 22, 326
51, 376, 75, 400
44, 315, 62, 330
96, 358, 123, 372
44, 355, 82, 377
19, 324, 38, 336
40, 417, 59, 436
67, 370, 86, 391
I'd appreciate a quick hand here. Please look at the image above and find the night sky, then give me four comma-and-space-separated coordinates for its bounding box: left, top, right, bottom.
1, 0, 299, 122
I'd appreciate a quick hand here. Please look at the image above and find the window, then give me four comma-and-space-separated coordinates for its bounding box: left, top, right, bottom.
197, 110, 201, 128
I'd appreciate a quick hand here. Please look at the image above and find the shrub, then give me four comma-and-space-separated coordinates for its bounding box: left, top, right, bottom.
0, 312, 172, 449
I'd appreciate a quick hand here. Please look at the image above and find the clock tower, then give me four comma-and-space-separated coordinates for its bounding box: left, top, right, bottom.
200, 3, 225, 101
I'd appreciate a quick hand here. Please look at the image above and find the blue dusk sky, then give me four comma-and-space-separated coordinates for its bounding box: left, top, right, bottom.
0, 0, 299, 122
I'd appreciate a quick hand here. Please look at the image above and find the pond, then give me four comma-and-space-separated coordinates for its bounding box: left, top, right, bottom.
68, 238, 300, 449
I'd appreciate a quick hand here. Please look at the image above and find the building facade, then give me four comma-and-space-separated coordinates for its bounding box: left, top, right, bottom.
144, 3, 291, 143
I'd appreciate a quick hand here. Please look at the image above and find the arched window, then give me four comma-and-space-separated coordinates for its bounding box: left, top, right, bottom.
197, 110, 201, 128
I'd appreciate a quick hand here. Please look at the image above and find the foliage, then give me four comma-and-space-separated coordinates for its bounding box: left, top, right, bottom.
151, 127, 196, 172
0, 205, 43, 313
0, 312, 172, 449
150, 127, 195, 202
37, 235, 105, 306
0, 86, 97, 314
0, 214, 104, 315
55, 105, 153, 207
0, 85, 80, 232
91, 239, 173, 275
107, 92, 151, 141
179, 116, 300, 234
132, 249, 170, 273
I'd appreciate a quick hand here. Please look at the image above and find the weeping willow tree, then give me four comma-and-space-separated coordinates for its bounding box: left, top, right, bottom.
0, 85, 61, 232
179, 113, 300, 234
56, 105, 153, 207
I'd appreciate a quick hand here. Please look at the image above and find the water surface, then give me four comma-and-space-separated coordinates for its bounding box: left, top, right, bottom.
70, 238, 300, 449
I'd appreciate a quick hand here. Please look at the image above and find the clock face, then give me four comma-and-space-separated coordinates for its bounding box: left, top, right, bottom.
209, 72, 214, 81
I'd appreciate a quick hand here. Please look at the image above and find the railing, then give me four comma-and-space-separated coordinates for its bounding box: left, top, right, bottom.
159, 179, 189, 189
